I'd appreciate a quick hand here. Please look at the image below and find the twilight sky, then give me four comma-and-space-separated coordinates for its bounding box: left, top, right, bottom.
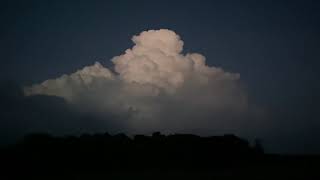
0, 0, 319, 154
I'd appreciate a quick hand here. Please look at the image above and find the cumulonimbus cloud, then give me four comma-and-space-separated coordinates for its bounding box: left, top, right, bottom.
24, 29, 251, 135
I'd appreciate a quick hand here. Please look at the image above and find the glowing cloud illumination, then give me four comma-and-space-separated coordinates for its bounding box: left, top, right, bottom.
24, 29, 250, 134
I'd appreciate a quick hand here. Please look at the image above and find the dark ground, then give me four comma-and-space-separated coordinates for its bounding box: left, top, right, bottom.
0, 132, 319, 179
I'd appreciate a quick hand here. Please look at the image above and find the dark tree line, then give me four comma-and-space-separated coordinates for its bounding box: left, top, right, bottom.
1, 132, 320, 179
0, 132, 264, 176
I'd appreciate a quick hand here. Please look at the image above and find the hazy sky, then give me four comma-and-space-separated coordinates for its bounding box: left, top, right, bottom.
0, 0, 319, 154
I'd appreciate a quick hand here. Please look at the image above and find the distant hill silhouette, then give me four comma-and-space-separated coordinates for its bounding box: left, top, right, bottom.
0, 132, 319, 179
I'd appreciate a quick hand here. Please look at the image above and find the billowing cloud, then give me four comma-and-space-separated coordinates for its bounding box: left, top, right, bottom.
24, 29, 251, 135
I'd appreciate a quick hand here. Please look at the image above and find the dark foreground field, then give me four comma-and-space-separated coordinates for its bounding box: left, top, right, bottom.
0, 132, 319, 179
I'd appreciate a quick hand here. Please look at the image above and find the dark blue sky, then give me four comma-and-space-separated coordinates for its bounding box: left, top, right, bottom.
1, 0, 320, 153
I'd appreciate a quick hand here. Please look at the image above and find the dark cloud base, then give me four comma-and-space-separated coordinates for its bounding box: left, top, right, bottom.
0, 82, 126, 146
